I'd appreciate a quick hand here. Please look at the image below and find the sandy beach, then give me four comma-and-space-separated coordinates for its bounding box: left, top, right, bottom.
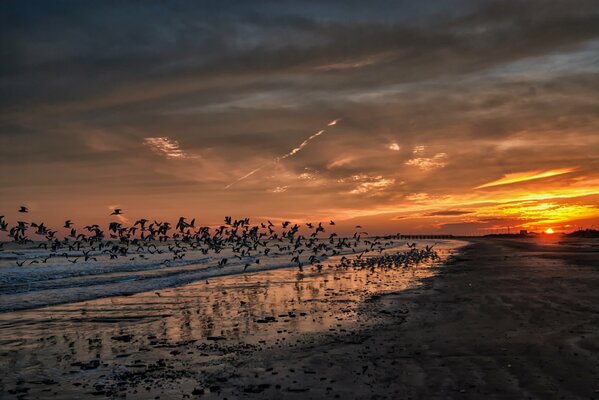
0, 240, 457, 399
235, 236, 599, 400
1, 236, 598, 399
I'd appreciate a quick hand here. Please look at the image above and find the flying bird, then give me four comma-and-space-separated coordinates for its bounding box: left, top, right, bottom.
18, 206, 29, 213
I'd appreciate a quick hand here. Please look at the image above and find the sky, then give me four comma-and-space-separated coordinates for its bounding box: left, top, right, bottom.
1, 0, 599, 235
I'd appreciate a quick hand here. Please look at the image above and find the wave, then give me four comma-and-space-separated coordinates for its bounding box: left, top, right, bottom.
0, 239, 464, 313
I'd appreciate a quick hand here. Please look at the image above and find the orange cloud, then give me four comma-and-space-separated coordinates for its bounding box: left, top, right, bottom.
405, 153, 447, 171
144, 137, 188, 159
349, 176, 395, 195
489, 201, 597, 226
475, 167, 576, 189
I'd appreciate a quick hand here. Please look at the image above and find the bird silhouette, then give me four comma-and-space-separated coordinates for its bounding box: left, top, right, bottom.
2, 205, 440, 278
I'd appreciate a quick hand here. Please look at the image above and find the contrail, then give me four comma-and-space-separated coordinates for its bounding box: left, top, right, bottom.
226, 118, 341, 189
279, 130, 324, 160
224, 162, 276, 189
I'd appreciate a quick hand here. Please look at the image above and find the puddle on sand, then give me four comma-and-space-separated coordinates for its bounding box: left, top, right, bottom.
0, 241, 463, 399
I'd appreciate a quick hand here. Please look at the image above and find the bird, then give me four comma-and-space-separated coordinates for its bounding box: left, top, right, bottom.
18, 206, 29, 213
3, 204, 423, 281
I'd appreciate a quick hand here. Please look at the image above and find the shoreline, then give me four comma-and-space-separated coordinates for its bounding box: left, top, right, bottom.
0, 240, 462, 399
227, 237, 598, 399
2, 237, 597, 399
0, 239, 459, 313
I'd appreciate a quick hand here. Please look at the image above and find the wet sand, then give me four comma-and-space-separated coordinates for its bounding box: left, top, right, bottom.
1, 237, 598, 399
0, 241, 459, 399
233, 236, 598, 399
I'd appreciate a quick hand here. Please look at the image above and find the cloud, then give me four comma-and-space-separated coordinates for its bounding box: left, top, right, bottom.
144, 137, 189, 159
271, 186, 288, 193
315, 53, 392, 71
427, 209, 474, 216
412, 145, 425, 154
297, 172, 317, 180
349, 176, 395, 195
490, 200, 597, 226
327, 156, 355, 169
405, 153, 448, 171
405, 193, 429, 201
1, 1, 598, 234
475, 167, 577, 189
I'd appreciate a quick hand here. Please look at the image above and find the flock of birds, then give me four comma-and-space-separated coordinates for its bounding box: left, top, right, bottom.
0, 207, 439, 272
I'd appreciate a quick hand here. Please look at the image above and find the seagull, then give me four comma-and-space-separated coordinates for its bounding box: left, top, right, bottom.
3, 203, 413, 277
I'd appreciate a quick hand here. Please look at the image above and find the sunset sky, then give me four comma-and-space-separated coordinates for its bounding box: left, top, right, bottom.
1, 1, 599, 235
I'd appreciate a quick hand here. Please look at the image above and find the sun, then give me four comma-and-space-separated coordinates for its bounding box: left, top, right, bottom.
544, 228, 555, 234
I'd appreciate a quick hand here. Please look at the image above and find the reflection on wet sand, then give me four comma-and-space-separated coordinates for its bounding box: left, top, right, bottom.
0, 240, 463, 399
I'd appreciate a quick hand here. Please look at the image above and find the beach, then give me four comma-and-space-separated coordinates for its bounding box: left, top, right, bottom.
238, 236, 599, 399
0, 239, 457, 398
1, 237, 598, 399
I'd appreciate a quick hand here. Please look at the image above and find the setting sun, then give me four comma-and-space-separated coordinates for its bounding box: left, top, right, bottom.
544, 228, 555, 234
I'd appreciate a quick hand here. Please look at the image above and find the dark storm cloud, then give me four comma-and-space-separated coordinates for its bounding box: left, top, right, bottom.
2, 0, 598, 111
